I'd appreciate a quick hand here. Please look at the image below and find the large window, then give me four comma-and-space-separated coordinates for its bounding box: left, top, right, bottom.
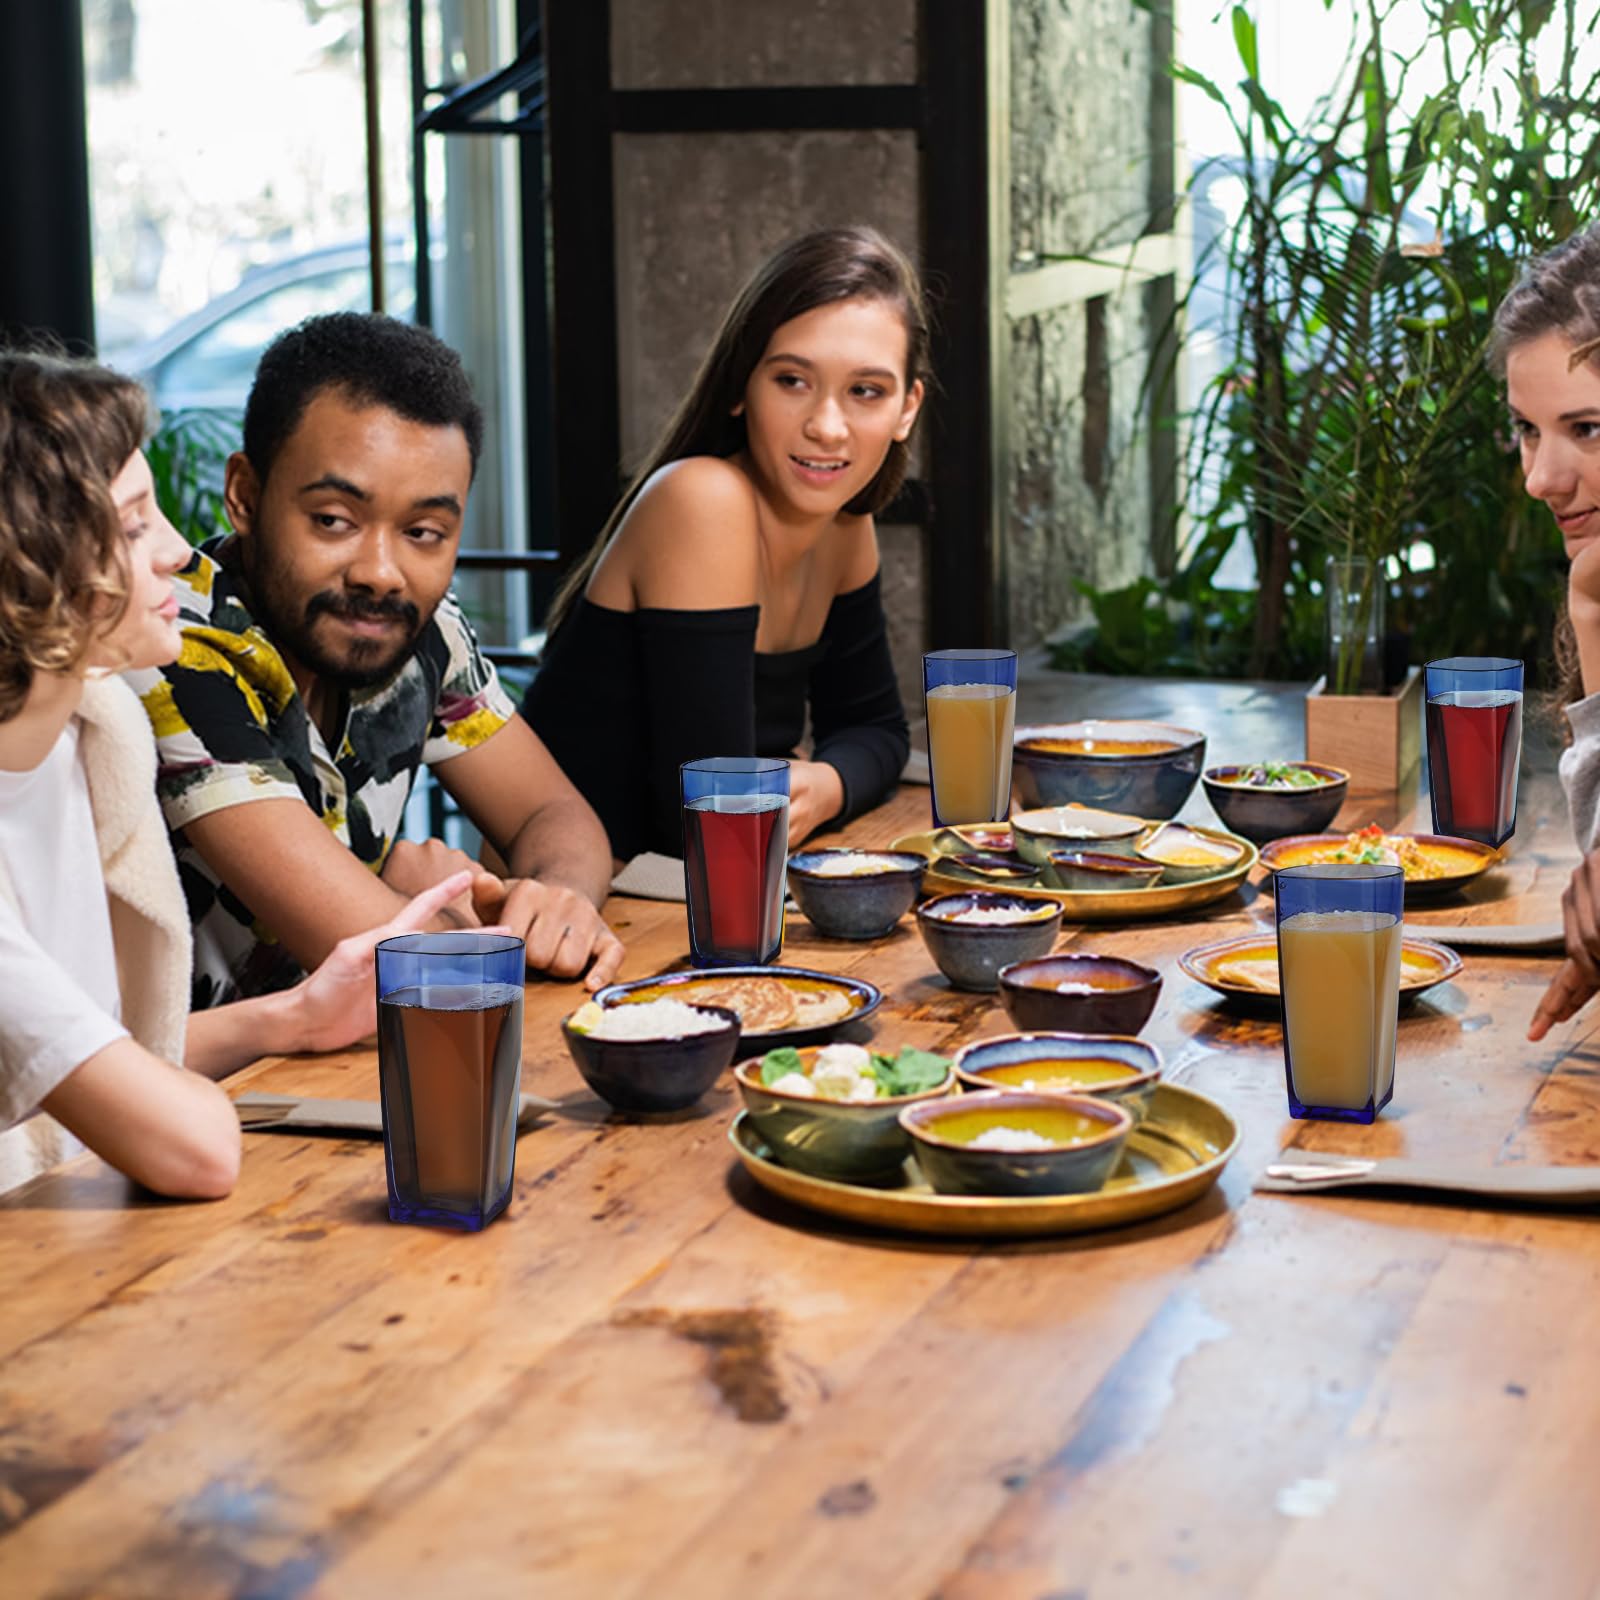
82, 0, 541, 659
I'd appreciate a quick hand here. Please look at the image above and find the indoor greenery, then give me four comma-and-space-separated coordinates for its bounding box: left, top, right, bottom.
143, 407, 236, 547
1058, 0, 1596, 690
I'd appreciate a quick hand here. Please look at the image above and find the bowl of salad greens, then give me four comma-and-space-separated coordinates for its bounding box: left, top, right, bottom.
732, 1042, 955, 1182
1201, 761, 1348, 844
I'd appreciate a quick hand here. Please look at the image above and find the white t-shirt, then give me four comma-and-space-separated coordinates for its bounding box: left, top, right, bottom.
0, 719, 128, 1128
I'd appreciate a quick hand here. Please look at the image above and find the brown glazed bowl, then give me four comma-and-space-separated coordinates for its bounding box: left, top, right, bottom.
996, 953, 1163, 1036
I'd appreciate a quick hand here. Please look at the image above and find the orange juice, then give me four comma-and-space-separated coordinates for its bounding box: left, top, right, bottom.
927, 682, 1016, 824
1279, 909, 1402, 1112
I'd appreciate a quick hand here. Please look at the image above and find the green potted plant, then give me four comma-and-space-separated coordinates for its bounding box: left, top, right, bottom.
1052, 0, 1590, 785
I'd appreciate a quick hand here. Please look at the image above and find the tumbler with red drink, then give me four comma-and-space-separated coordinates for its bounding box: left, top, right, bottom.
680, 757, 790, 966
1424, 656, 1523, 848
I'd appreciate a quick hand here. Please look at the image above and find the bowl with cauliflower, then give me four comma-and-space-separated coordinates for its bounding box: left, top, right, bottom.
732, 1041, 956, 1181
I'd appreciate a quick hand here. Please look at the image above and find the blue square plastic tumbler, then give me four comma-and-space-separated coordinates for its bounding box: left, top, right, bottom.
1274, 863, 1404, 1124
375, 931, 525, 1229
923, 649, 1018, 827
1424, 656, 1523, 847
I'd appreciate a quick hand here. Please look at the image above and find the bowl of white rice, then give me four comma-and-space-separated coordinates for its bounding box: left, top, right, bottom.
899, 1090, 1133, 1196
786, 849, 928, 940
914, 891, 1063, 992
562, 998, 741, 1112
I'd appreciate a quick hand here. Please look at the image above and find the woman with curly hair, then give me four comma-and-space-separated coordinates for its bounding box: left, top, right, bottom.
0, 348, 479, 1196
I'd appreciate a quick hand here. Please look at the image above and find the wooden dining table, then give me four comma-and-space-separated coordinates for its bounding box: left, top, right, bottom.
3, 670, 1598, 1599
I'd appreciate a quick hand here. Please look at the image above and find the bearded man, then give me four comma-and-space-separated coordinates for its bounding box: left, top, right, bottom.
133, 313, 622, 1006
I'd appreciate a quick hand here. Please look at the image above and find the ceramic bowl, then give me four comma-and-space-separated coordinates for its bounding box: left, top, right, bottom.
1201, 762, 1350, 844
1133, 822, 1249, 885
732, 1050, 955, 1182
561, 1004, 742, 1113
937, 852, 1042, 888
914, 892, 1064, 992
997, 952, 1163, 1036
1042, 849, 1165, 893
786, 849, 927, 940
1012, 720, 1207, 819
952, 1032, 1162, 1123
899, 1090, 1133, 1197
1011, 805, 1147, 866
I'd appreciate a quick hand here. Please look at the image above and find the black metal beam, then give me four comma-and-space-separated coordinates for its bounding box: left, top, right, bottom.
541, 0, 622, 566
0, 0, 94, 350
613, 84, 920, 134
920, 0, 996, 647
453, 549, 560, 571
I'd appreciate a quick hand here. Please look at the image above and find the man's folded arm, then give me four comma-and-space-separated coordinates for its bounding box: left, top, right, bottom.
179, 797, 431, 971
433, 714, 614, 909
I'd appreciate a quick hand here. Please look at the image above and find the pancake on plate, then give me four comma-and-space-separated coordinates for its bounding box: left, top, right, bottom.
687, 977, 798, 1032
1212, 947, 1446, 997
790, 986, 854, 1027
1212, 956, 1279, 994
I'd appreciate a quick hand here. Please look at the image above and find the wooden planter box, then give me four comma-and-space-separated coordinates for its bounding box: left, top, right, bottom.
1304, 666, 1423, 794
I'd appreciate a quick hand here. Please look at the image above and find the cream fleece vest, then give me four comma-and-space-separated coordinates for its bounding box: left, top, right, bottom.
0, 676, 190, 1064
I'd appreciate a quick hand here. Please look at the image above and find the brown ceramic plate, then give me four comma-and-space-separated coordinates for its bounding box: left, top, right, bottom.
1178, 932, 1464, 1009
594, 966, 881, 1048
894, 825, 1257, 922
728, 1081, 1238, 1237
1256, 831, 1499, 900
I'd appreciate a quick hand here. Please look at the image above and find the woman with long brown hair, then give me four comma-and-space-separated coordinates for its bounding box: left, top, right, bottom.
1494, 225, 1600, 1039
521, 224, 926, 860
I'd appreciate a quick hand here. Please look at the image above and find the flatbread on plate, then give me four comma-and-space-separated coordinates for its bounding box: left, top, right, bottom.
687, 977, 797, 1032
790, 987, 853, 1027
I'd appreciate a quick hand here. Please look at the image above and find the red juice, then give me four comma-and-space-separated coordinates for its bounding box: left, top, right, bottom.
683, 795, 788, 965
1425, 690, 1522, 845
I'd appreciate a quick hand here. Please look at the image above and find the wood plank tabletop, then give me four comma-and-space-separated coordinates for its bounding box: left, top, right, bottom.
3, 670, 1598, 1599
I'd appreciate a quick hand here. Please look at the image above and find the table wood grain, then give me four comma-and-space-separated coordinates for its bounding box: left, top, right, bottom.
3, 674, 1597, 1599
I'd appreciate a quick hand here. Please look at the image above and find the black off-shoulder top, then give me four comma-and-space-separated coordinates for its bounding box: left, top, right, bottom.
520, 573, 909, 860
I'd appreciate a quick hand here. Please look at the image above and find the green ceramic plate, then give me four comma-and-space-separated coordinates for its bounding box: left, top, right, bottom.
892, 825, 1257, 922
728, 1081, 1239, 1238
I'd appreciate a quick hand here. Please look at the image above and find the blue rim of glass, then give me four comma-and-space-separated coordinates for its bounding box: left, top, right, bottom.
680, 756, 789, 777
375, 931, 524, 957
1423, 656, 1521, 674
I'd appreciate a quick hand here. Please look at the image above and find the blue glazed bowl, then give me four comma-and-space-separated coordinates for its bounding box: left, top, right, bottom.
561, 1004, 742, 1113
952, 1032, 1162, 1123
786, 849, 928, 940
1201, 763, 1349, 844
1012, 721, 1207, 820
914, 892, 1063, 992
1042, 849, 1165, 892
997, 952, 1163, 1036
899, 1090, 1133, 1196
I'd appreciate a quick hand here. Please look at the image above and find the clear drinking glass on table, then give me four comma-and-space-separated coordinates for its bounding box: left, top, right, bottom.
1275, 863, 1404, 1124
375, 931, 525, 1230
681, 756, 790, 967
1424, 656, 1523, 847
923, 648, 1018, 827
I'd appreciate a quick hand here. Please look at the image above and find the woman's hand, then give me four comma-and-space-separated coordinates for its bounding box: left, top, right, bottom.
1529, 957, 1598, 1041
1529, 849, 1600, 1039
787, 759, 845, 846
1567, 546, 1600, 699
290, 870, 512, 1054
381, 837, 499, 926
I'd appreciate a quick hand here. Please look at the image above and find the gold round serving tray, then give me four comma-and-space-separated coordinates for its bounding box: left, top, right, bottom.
891, 825, 1257, 922
728, 1081, 1239, 1238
